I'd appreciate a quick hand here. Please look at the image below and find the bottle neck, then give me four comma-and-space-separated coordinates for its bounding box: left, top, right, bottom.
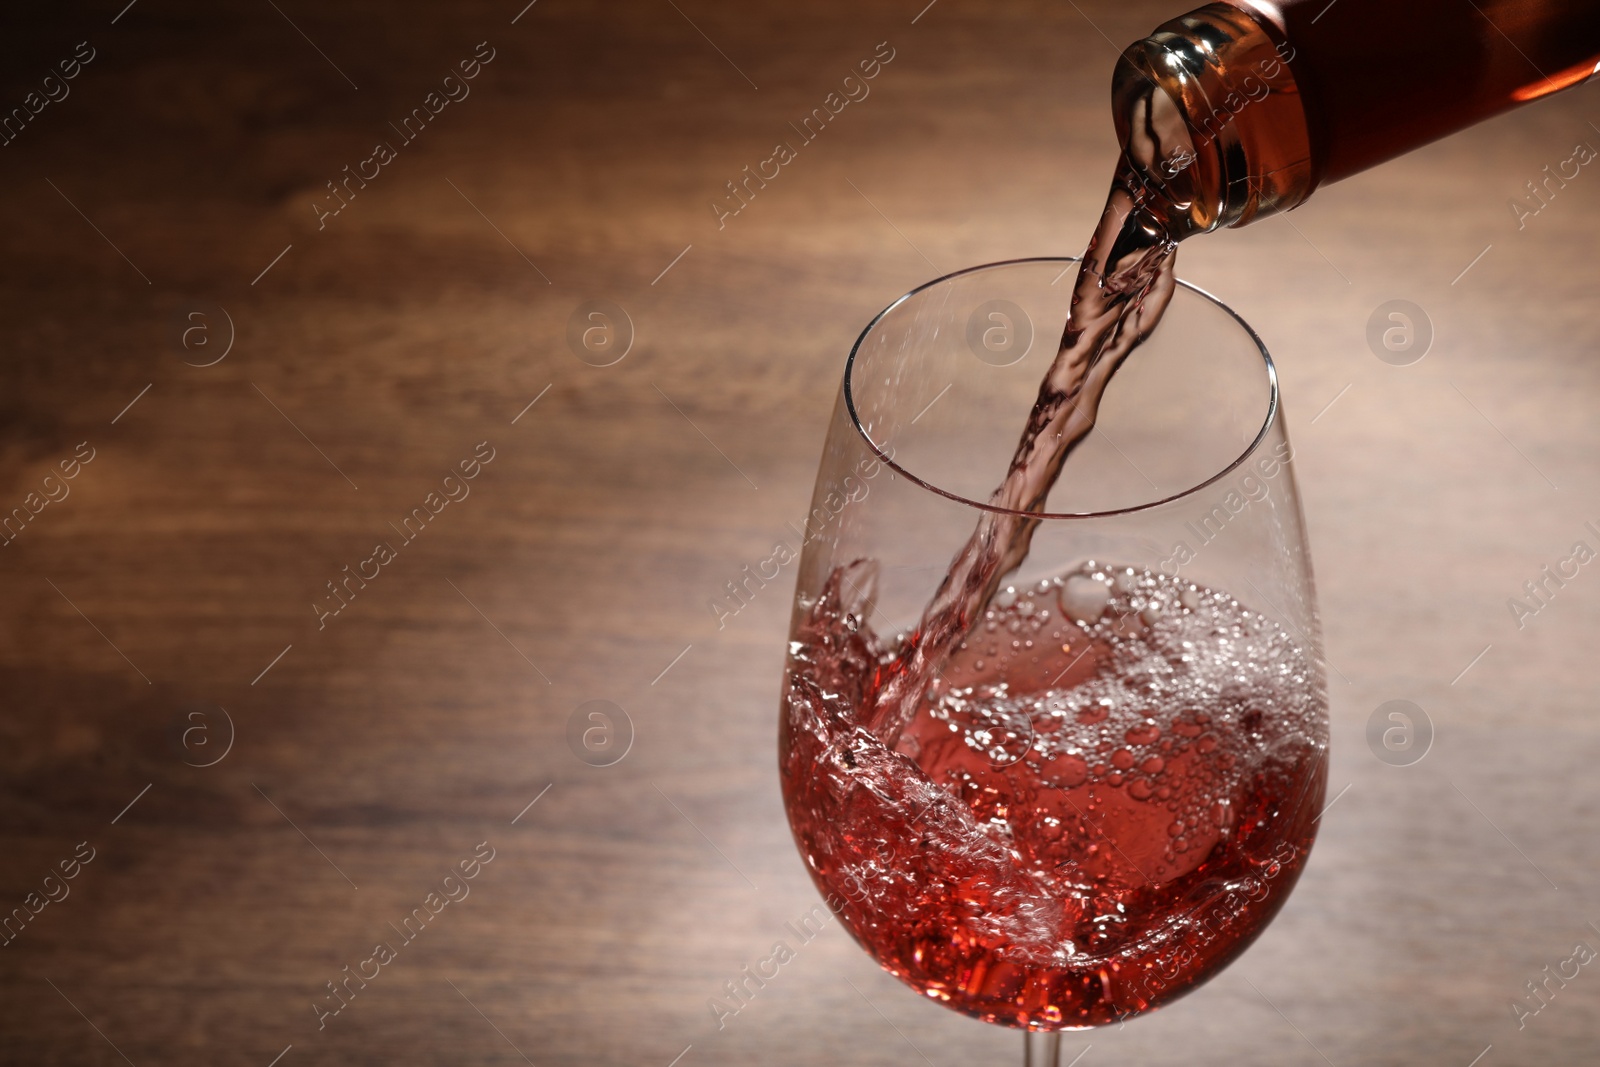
1117, 0, 1600, 236
1112, 2, 1312, 239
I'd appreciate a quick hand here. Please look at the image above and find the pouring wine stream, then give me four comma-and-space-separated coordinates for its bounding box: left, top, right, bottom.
864, 161, 1181, 746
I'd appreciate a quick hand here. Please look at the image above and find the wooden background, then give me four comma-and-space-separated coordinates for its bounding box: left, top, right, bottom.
2, 1, 1599, 1064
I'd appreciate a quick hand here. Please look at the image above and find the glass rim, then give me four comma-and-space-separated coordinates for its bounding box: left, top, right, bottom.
842, 255, 1281, 521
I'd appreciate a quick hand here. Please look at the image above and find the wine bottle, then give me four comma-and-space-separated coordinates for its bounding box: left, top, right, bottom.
1113, 0, 1600, 238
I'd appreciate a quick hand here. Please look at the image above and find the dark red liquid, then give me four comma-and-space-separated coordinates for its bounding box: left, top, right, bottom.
781, 563, 1326, 1029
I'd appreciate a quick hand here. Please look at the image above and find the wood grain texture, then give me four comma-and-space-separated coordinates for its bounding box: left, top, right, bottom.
2, 1, 1599, 1064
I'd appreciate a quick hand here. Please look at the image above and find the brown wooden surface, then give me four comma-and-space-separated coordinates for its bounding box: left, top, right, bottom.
2, 2, 1600, 1064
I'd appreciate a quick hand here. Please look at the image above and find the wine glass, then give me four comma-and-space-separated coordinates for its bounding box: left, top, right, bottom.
778, 257, 1328, 1063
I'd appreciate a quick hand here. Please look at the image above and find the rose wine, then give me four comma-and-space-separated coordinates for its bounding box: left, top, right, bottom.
788, 69, 1236, 1034
781, 561, 1327, 1027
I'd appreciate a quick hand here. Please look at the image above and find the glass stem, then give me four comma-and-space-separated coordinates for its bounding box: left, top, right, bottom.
1023, 1031, 1061, 1067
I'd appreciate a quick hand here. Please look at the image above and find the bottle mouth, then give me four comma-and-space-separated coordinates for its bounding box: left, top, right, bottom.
1112, 1, 1315, 236
843, 256, 1281, 521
